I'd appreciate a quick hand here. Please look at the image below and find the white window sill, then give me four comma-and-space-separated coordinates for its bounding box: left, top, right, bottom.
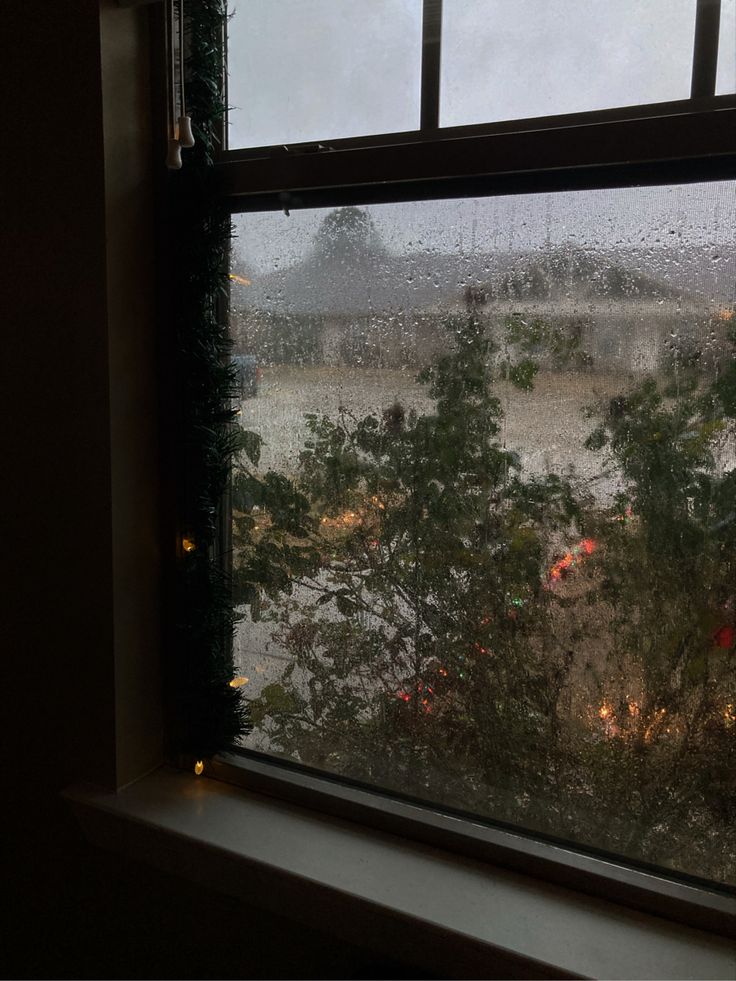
64, 766, 735, 980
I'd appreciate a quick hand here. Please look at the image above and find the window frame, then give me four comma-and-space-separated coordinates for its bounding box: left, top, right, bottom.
206, 0, 736, 938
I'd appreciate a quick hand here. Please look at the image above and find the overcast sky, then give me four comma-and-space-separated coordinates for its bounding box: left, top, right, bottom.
233, 183, 736, 286
227, 2, 735, 273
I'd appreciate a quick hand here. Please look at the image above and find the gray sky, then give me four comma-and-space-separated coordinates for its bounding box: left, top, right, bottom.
233, 183, 736, 285
227, 3, 735, 279
227, 0, 735, 149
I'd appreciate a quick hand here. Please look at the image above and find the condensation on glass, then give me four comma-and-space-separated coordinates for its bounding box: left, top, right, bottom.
229, 182, 736, 886
226, 0, 422, 150
440, 0, 698, 127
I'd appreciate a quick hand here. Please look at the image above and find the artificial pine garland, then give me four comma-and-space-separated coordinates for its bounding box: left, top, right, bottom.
169, 0, 249, 757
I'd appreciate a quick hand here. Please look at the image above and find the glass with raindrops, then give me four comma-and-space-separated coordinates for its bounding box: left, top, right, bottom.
229, 182, 736, 884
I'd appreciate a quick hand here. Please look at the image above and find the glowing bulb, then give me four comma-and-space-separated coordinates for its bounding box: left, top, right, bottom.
194, 760, 204, 775
182, 537, 196, 553
229, 676, 249, 688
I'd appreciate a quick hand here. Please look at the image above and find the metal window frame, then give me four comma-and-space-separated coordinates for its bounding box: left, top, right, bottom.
216, 101, 736, 211
211, 0, 736, 938
220, 0, 726, 163
692, 0, 723, 98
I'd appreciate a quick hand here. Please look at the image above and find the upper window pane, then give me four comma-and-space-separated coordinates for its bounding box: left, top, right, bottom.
440, 0, 697, 127
716, 0, 736, 94
227, 0, 423, 149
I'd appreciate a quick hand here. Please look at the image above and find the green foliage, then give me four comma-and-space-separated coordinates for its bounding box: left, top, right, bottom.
313, 206, 384, 260
503, 313, 591, 373
169, 0, 250, 757
507, 358, 539, 391
233, 315, 582, 812
232, 311, 736, 880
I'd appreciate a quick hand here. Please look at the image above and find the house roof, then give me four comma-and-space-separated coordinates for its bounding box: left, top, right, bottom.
234, 243, 733, 318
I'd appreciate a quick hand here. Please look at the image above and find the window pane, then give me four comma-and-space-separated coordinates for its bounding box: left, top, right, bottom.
230, 182, 736, 885
716, 0, 736, 94
227, 0, 422, 149
440, 0, 697, 127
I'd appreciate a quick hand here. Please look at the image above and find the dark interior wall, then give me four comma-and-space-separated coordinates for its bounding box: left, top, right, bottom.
1, 4, 425, 977
4, 0, 117, 804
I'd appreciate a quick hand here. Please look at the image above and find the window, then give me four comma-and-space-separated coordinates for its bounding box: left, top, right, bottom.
226, 0, 736, 153
215, 0, 736, 928
227, 0, 423, 149
440, 0, 699, 125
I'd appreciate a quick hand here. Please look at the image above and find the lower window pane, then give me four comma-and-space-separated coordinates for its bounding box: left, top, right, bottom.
230, 184, 736, 885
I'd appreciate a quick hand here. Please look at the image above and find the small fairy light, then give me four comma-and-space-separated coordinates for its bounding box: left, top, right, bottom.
229, 676, 249, 688
182, 537, 196, 553
194, 760, 204, 775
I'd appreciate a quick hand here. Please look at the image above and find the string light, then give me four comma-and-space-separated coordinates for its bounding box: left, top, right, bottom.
229, 273, 251, 286
194, 760, 204, 775
712, 624, 735, 649
182, 537, 196, 553
229, 676, 249, 688
320, 510, 362, 529
547, 537, 598, 584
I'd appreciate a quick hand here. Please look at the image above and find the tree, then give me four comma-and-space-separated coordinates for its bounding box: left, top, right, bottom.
231, 313, 736, 881
312, 206, 384, 263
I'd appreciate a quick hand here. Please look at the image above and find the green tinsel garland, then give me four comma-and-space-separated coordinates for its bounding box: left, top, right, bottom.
170, 0, 250, 757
